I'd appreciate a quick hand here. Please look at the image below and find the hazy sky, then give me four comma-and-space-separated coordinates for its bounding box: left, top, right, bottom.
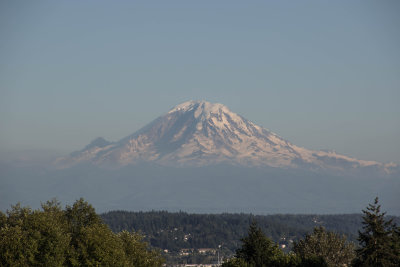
1, 1, 399, 163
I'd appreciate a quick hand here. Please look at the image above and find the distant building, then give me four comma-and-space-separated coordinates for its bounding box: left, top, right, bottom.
197, 248, 216, 255
179, 248, 193, 256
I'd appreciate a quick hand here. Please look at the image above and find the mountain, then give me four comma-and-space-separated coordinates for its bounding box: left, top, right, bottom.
57, 100, 396, 174
2, 100, 399, 215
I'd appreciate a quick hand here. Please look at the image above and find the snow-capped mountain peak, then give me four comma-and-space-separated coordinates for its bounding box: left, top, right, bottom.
169, 100, 235, 120
56, 100, 397, 174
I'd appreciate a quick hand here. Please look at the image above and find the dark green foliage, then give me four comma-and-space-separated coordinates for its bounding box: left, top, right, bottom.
293, 226, 355, 267
0, 205, 40, 266
32, 200, 71, 266
235, 221, 285, 266
119, 230, 165, 267
0, 201, 70, 266
222, 257, 251, 267
65, 198, 101, 235
62, 198, 129, 266
222, 221, 287, 267
101, 211, 382, 253
222, 222, 329, 267
296, 255, 328, 267
353, 197, 400, 267
101, 210, 398, 265
391, 227, 400, 263
0, 199, 164, 267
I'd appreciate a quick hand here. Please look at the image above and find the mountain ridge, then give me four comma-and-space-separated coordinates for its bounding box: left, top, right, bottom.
56, 100, 397, 174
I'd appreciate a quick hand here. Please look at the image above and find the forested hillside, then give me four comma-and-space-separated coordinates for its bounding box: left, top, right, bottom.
101, 211, 399, 265
102, 211, 400, 252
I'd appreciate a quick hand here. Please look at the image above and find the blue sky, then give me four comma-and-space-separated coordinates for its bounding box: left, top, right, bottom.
1, 0, 399, 163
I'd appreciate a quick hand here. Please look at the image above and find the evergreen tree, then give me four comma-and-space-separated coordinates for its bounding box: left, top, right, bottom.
236, 221, 284, 266
353, 197, 400, 267
223, 221, 287, 267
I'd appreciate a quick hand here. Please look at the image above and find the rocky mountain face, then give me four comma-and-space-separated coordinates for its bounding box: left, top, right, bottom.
57, 101, 396, 174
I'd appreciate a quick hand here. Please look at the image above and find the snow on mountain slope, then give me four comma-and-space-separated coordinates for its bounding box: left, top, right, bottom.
56, 101, 397, 173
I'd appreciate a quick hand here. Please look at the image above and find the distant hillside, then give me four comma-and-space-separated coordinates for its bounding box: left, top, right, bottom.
101, 211, 400, 265
101, 211, 400, 252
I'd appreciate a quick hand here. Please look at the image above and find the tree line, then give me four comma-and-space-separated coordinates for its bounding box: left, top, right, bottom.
101, 209, 399, 254
1, 197, 399, 266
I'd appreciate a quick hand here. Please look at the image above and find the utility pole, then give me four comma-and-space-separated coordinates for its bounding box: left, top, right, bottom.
217, 244, 222, 265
